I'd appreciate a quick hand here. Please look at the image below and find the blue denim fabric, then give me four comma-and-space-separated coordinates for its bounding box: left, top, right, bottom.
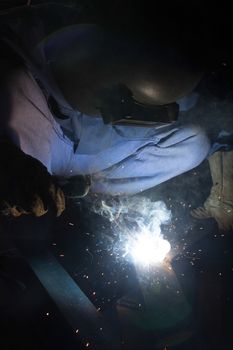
2, 26, 211, 195
65, 115, 210, 195
209, 131, 233, 155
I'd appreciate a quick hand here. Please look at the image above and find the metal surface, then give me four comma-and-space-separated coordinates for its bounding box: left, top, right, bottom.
17, 243, 121, 350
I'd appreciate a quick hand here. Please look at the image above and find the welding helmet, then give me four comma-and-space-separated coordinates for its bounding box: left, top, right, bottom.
49, 24, 203, 125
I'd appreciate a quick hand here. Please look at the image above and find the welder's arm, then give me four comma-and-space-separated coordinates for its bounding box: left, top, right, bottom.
0, 138, 65, 218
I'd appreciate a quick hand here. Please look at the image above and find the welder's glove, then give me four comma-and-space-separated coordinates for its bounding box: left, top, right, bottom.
0, 140, 65, 218
191, 151, 233, 231
191, 198, 233, 231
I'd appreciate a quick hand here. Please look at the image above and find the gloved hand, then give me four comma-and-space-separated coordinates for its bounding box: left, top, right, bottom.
191, 199, 233, 231
0, 139, 65, 218
191, 150, 233, 232
210, 206, 233, 231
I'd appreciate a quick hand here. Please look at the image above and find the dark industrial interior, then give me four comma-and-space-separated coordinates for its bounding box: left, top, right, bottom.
0, 1, 233, 349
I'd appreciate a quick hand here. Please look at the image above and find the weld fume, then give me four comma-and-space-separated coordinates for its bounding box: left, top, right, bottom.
92, 196, 172, 265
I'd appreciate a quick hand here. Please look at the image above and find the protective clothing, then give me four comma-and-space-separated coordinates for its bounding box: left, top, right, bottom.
191, 150, 233, 231
0, 139, 65, 217
0, 28, 210, 199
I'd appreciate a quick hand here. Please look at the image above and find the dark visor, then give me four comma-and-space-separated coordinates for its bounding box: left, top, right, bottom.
98, 84, 179, 126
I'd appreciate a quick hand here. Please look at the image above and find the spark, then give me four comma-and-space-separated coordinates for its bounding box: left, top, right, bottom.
93, 197, 172, 267
124, 228, 171, 266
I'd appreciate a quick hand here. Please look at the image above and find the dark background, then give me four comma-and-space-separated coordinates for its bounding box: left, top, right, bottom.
0, 1, 233, 349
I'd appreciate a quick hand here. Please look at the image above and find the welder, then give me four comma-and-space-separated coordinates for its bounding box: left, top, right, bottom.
0, 24, 232, 230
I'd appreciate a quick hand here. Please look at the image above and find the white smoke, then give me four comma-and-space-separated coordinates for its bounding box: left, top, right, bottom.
92, 196, 172, 267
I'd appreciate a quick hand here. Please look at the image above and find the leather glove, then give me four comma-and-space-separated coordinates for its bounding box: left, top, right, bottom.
206, 204, 233, 231
191, 199, 233, 231
0, 139, 65, 218
191, 151, 233, 231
